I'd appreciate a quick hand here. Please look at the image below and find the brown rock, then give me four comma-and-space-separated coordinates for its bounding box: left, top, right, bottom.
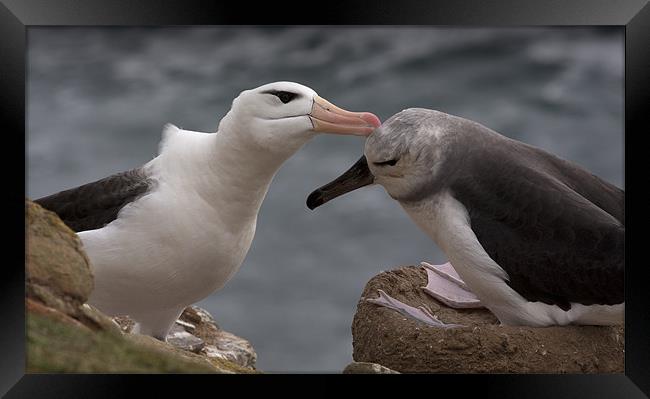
166, 324, 206, 354
343, 361, 400, 374
111, 306, 258, 369
352, 266, 624, 373
180, 305, 220, 330
113, 315, 137, 334
27, 297, 91, 333
179, 306, 257, 369
26, 200, 93, 310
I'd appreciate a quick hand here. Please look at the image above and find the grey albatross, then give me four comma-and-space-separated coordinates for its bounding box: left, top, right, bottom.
35, 81, 381, 339
307, 108, 623, 327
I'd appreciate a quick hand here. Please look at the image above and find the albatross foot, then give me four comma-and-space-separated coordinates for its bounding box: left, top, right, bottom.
365, 289, 463, 328
420, 261, 483, 309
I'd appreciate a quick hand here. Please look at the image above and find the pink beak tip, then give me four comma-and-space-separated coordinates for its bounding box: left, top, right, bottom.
362, 113, 382, 129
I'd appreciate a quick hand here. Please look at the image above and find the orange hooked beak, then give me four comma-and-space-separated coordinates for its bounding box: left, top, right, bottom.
309, 96, 381, 136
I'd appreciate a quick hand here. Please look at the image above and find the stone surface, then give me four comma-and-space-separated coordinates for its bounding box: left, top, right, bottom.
25, 199, 256, 374
352, 265, 625, 373
343, 362, 400, 374
26, 200, 93, 310
113, 315, 137, 334
111, 306, 258, 369
27, 307, 226, 373
166, 324, 205, 354
180, 305, 220, 329
179, 306, 257, 369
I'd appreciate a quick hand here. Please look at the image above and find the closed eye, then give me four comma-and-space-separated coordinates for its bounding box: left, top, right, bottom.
373, 159, 398, 166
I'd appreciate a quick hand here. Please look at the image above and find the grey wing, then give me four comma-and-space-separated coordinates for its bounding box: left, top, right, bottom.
450, 140, 624, 310
34, 168, 154, 232
525, 141, 624, 224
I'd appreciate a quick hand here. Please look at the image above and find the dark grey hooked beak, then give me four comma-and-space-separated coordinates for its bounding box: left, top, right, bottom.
306, 155, 375, 210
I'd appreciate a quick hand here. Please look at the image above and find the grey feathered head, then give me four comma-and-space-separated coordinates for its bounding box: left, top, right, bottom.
307, 108, 466, 208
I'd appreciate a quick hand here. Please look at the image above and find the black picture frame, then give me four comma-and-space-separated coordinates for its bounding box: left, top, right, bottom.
2, 0, 648, 397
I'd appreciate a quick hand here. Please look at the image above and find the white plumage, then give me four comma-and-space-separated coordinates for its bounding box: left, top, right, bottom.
40, 81, 380, 339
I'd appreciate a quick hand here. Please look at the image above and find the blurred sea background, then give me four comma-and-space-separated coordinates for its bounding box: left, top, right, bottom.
27, 27, 623, 372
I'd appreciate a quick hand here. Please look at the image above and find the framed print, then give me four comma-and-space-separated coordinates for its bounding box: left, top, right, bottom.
2, 0, 648, 397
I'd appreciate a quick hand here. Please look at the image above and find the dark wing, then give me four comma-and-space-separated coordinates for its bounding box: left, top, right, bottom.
450, 136, 624, 310
34, 168, 154, 232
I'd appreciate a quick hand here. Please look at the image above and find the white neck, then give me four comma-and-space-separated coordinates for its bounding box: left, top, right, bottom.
400, 192, 517, 308
154, 123, 312, 232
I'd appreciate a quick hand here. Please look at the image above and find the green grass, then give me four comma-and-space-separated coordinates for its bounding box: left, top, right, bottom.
27, 312, 247, 373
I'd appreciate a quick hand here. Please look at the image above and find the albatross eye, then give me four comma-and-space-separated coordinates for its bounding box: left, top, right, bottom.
374, 159, 398, 167
264, 90, 298, 104
277, 91, 297, 104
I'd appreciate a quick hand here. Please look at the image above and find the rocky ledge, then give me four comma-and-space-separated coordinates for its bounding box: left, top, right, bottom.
352, 266, 624, 373
26, 199, 258, 373
113, 306, 257, 369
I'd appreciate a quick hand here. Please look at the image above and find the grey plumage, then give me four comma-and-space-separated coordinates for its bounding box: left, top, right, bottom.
389, 109, 624, 309
448, 133, 623, 309
309, 108, 624, 310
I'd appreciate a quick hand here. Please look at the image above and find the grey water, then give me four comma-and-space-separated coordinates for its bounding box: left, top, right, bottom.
26, 27, 623, 372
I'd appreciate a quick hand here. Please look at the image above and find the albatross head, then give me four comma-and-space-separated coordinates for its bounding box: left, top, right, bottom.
220, 81, 381, 153
307, 108, 459, 209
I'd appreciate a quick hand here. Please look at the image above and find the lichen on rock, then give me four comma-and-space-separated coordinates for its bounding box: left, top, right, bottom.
26, 200, 93, 311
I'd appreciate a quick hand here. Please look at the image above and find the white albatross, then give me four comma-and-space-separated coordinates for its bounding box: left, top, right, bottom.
307, 108, 624, 327
35, 81, 381, 339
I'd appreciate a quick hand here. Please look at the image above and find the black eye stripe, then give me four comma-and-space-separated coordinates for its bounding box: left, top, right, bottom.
263, 90, 298, 104
374, 159, 398, 166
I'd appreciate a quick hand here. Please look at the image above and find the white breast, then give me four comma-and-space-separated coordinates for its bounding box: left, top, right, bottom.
80, 126, 260, 316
